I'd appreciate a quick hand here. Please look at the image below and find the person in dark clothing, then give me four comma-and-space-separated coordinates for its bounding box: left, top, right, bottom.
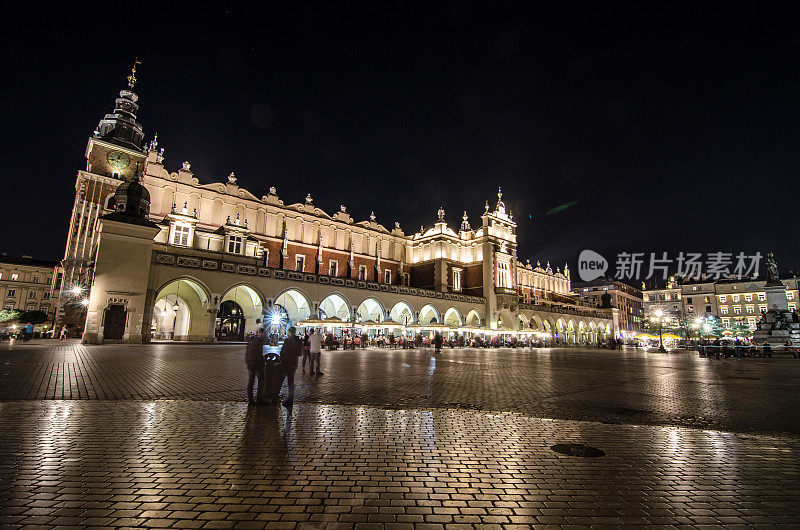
245, 327, 267, 405
279, 326, 303, 407
433, 332, 443, 354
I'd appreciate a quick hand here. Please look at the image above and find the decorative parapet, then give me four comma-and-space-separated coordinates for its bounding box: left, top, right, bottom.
153, 251, 485, 304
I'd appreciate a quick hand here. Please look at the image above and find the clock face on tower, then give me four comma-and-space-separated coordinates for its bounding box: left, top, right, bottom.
107, 151, 131, 171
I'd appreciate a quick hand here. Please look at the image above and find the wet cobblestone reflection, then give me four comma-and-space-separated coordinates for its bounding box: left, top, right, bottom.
1, 340, 800, 527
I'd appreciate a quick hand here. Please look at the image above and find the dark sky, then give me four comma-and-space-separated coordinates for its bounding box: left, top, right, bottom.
1, 2, 797, 281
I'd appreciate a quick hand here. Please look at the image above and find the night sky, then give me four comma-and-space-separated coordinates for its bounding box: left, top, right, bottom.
2, 3, 797, 282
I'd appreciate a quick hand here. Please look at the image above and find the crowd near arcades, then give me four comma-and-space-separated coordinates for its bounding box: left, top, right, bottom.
53, 70, 616, 344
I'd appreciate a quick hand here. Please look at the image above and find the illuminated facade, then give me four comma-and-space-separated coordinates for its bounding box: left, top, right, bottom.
58, 71, 614, 343
0, 255, 57, 319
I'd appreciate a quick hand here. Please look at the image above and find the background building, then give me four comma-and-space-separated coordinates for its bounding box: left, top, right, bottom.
572, 278, 643, 337
642, 276, 682, 320
642, 275, 800, 332
0, 254, 58, 321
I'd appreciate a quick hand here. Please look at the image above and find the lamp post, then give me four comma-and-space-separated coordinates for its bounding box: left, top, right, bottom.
655, 309, 666, 353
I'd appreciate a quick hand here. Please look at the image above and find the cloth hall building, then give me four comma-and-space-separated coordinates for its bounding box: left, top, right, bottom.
57, 72, 616, 344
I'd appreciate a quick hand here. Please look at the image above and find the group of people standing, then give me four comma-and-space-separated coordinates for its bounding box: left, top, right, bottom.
245, 327, 325, 408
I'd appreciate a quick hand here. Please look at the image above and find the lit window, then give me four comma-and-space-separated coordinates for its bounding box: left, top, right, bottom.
295, 255, 305, 272
172, 224, 191, 246
11, 273, 18, 281
744, 294, 752, 301
758, 293, 766, 301
328, 261, 338, 277
227, 235, 243, 254
722, 318, 730, 328
719, 295, 726, 303
748, 317, 756, 327
759, 305, 767, 313
26, 304, 35, 311
746, 305, 754, 314
28, 291, 37, 299
790, 303, 797, 311
732, 294, 740, 302
384, 269, 391, 284
788, 292, 795, 300
0, 273, 2, 280
734, 306, 741, 314
452, 268, 462, 292
704, 296, 710, 303
720, 306, 728, 315
496, 260, 511, 288
358, 265, 367, 281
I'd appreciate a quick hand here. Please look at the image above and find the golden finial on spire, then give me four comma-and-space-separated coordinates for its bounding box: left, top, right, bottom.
127, 57, 142, 89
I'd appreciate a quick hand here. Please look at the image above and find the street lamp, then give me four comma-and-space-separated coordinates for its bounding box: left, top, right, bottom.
654, 309, 666, 353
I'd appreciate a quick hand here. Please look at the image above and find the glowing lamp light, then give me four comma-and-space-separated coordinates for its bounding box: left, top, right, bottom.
655, 309, 664, 318
70, 287, 82, 295
271, 313, 282, 326
161, 310, 169, 317
173, 302, 180, 312
81, 299, 90, 306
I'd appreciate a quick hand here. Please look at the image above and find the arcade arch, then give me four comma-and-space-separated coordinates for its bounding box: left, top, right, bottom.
151, 278, 210, 341
357, 298, 385, 323
389, 301, 415, 325
443, 307, 463, 327
273, 289, 312, 327
319, 293, 351, 321
419, 304, 440, 325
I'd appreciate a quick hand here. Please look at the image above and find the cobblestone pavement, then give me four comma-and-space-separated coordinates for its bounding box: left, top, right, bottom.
2, 340, 800, 528
2, 340, 800, 434
1, 400, 799, 528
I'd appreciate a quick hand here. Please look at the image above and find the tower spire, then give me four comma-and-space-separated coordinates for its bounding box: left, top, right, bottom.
94, 63, 146, 151
127, 58, 142, 89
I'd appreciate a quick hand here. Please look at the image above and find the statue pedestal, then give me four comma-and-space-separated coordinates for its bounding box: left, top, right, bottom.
765, 284, 789, 312
753, 285, 800, 347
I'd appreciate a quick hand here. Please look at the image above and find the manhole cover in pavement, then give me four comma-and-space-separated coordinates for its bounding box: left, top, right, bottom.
550, 443, 606, 458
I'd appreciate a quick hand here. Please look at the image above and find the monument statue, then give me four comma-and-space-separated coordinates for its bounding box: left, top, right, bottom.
766, 252, 781, 286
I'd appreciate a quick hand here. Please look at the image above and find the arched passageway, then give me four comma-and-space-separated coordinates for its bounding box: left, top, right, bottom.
151, 278, 210, 341
272, 289, 312, 330
419, 304, 440, 325
443, 307, 463, 327
319, 293, 351, 321
357, 298, 385, 322
389, 301, 415, 325
217, 285, 264, 339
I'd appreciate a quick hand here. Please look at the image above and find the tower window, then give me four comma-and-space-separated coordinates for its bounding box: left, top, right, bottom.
452, 268, 462, 292
329, 261, 338, 277
295, 255, 305, 272
358, 265, 367, 281
384, 269, 391, 284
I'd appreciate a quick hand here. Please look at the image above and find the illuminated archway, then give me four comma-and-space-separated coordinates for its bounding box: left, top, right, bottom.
319, 293, 351, 321
443, 307, 463, 327
273, 289, 312, 326
530, 315, 542, 331
220, 284, 264, 336
419, 304, 440, 325
357, 298, 385, 322
389, 301, 415, 325
151, 278, 210, 341
465, 309, 483, 327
